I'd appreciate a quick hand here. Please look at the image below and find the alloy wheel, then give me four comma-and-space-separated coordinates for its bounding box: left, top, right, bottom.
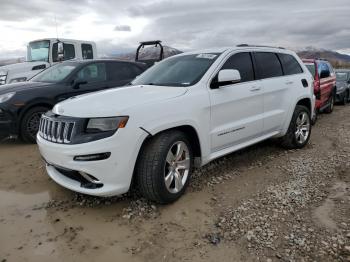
164, 141, 190, 194
295, 112, 310, 144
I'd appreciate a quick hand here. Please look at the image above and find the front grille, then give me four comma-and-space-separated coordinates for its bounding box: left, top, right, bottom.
53, 166, 103, 189
39, 116, 75, 144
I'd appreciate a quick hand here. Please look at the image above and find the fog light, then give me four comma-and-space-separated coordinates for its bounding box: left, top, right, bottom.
74, 152, 111, 161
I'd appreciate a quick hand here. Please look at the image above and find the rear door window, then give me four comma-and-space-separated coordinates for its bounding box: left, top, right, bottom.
52, 43, 76, 62
327, 62, 334, 75
254, 52, 283, 79
221, 52, 255, 82
82, 44, 93, 59
76, 63, 107, 83
318, 62, 330, 78
278, 53, 303, 75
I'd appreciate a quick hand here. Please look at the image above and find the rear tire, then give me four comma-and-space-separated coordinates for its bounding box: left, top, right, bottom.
279, 105, 311, 149
20, 106, 49, 143
136, 130, 193, 204
324, 93, 335, 113
341, 90, 349, 105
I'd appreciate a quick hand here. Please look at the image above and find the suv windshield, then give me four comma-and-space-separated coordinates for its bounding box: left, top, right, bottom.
336, 72, 348, 81
31, 63, 78, 83
27, 40, 50, 62
132, 53, 220, 87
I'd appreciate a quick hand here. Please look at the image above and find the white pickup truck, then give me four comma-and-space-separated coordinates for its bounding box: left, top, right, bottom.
0, 38, 97, 85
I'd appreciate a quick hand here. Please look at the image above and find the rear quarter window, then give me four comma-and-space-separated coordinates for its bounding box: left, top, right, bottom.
81, 44, 93, 59
278, 53, 303, 75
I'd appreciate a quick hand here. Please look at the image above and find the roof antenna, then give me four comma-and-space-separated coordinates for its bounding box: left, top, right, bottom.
54, 15, 59, 40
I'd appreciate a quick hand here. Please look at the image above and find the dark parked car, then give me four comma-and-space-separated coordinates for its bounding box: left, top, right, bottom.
0, 59, 147, 143
335, 69, 350, 105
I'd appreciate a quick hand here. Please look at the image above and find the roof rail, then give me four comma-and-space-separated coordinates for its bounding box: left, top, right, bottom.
236, 44, 285, 49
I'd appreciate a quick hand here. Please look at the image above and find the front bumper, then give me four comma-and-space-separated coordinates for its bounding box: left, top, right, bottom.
37, 128, 148, 197
335, 89, 348, 103
0, 109, 16, 140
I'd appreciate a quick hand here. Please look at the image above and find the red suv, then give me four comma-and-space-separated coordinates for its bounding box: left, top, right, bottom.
303, 59, 336, 121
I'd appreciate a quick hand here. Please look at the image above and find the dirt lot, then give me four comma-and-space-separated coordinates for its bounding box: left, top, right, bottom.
1, 106, 349, 262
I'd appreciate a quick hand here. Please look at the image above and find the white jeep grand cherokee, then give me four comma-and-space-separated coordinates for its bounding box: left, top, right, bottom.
37, 45, 315, 203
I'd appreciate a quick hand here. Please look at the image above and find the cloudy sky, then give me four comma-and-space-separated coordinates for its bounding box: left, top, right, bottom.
1, 0, 350, 59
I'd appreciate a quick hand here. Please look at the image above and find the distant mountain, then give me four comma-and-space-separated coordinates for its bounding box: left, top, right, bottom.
297, 47, 350, 68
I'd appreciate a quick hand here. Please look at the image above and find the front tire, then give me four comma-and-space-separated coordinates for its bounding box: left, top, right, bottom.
20, 106, 49, 143
280, 105, 311, 149
136, 130, 193, 204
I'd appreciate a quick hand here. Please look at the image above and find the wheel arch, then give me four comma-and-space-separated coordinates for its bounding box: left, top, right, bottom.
139, 124, 202, 162
296, 97, 312, 113
280, 96, 313, 137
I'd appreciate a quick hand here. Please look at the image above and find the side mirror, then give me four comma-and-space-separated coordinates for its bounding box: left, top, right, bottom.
71, 79, 87, 89
216, 69, 241, 88
320, 70, 330, 79
211, 69, 241, 89
57, 42, 64, 61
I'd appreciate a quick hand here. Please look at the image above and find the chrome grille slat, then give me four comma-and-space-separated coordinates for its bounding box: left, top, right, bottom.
47, 121, 52, 141
63, 123, 69, 143
43, 119, 48, 139
57, 122, 63, 143
39, 116, 75, 144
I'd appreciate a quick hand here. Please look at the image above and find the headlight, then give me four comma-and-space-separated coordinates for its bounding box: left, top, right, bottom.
86, 116, 129, 133
0, 92, 16, 103
0, 70, 8, 76
10, 77, 27, 83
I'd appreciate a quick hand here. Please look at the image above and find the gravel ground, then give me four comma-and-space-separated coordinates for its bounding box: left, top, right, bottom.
0, 105, 349, 262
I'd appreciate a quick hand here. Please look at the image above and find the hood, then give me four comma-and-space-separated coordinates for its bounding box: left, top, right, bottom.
53, 85, 188, 117
0, 81, 51, 94
0, 61, 49, 74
